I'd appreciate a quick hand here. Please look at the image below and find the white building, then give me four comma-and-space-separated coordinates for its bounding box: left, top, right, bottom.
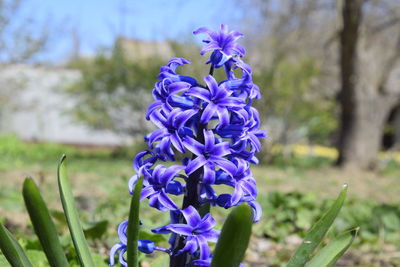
0, 64, 130, 146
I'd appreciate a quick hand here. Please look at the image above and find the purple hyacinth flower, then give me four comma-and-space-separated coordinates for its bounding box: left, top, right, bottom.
129, 164, 185, 211
184, 129, 236, 184
194, 24, 245, 67
110, 220, 168, 267
157, 57, 197, 85
132, 150, 158, 179
146, 108, 196, 159
185, 75, 245, 125
152, 206, 220, 261
111, 24, 266, 265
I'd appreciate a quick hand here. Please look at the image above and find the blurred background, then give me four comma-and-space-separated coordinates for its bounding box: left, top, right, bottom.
0, 0, 399, 266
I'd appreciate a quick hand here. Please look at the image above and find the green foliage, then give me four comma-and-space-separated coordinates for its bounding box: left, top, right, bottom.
286, 185, 348, 266
0, 224, 33, 267
258, 191, 400, 247
127, 177, 143, 267
0, 134, 147, 171
211, 204, 253, 267
305, 228, 358, 267
22, 178, 69, 267
267, 151, 333, 169
66, 44, 164, 135
254, 58, 337, 145
58, 155, 95, 267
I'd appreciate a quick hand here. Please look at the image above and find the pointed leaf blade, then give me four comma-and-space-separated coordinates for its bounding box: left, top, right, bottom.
0, 223, 34, 267
286, 184, 348, 267
305, 228, 358, 267
211, 203, 253, 267
57, 155, 95, 267
127, 177, 143, 267
22, 177, 70, 267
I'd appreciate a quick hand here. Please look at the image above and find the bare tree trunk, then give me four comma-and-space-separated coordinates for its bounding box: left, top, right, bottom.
392, 104, 400, 150
337, 0, 400, 169
337, 95, 394, 169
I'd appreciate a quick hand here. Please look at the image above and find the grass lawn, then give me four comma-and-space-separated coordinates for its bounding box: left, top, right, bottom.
0, 135, 399, 266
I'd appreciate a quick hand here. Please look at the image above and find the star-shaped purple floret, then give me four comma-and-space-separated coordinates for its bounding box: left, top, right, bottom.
194, 24, 245, 67
146, 108, 196, 159
184, 129, 236, 184
130, 164, 185, 211
185, 75, 245, 125
152, 206, 220, 261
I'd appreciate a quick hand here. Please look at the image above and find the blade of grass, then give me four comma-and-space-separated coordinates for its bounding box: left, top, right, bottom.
305, 228, 358, 267
57, 155, 94, 267
211, 203, 253, 267
127, 177, 143, 267
23, 177, 70, 267
0, 223, 34, 267
286, 184, 348, 267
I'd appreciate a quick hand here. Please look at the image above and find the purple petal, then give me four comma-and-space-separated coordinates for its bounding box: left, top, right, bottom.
148, 129, 167, 147
249, 132, 261, 151
117, 220, 128, 244
193, 27, 212, 35
216, 106, 230, 125
160, 165, 185, 185
200, 103, 217, 124
158, 190, 179, 210
174, 109, 197, 127
186, 156, 207, 175
202, 229, 220, 242
204, 75, 219, 97
242, 180, 257, 199
146, 100, 162, 120
249, 201, 262, 222
197, 235, 211, 260
152, 165, 165, 184
220, 24, 228, 33
203, 164, 216, 184
149, 110, 167, 129
196, 214, 217, 232
151, 225, 171, 234
183, 136, 204, 156
181, 205, 202, 227
168, 81, 191, 93
140, 186, 156, 200
203, 129, 215, 151
128, 175, 139, 194
178, 236, 198, 255
170, 133, 185, 153
200, 42, 222, 55
185, 87, 211, 102
166, 224, 193, 235
232, 43, 246, 57
211, 157, 236, 176
109, 243, 125, 267
231, 184, 243, 205
211, 142, 231, 157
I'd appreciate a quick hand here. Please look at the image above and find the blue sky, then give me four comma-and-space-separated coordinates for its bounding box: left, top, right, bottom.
24, 0, 245, 62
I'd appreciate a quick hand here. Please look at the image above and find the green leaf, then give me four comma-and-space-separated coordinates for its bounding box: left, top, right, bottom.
211, 203, 253, 267
0, 223, 33, 267
286, 184, 348, 267
305, 228, 358, 267
127, 177, 143, 267
0, 254, 11, 266
22, 177, 70, 267
57, 155, 95, 267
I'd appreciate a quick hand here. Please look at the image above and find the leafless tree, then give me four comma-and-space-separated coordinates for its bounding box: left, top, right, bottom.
337, 0, 400, 169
